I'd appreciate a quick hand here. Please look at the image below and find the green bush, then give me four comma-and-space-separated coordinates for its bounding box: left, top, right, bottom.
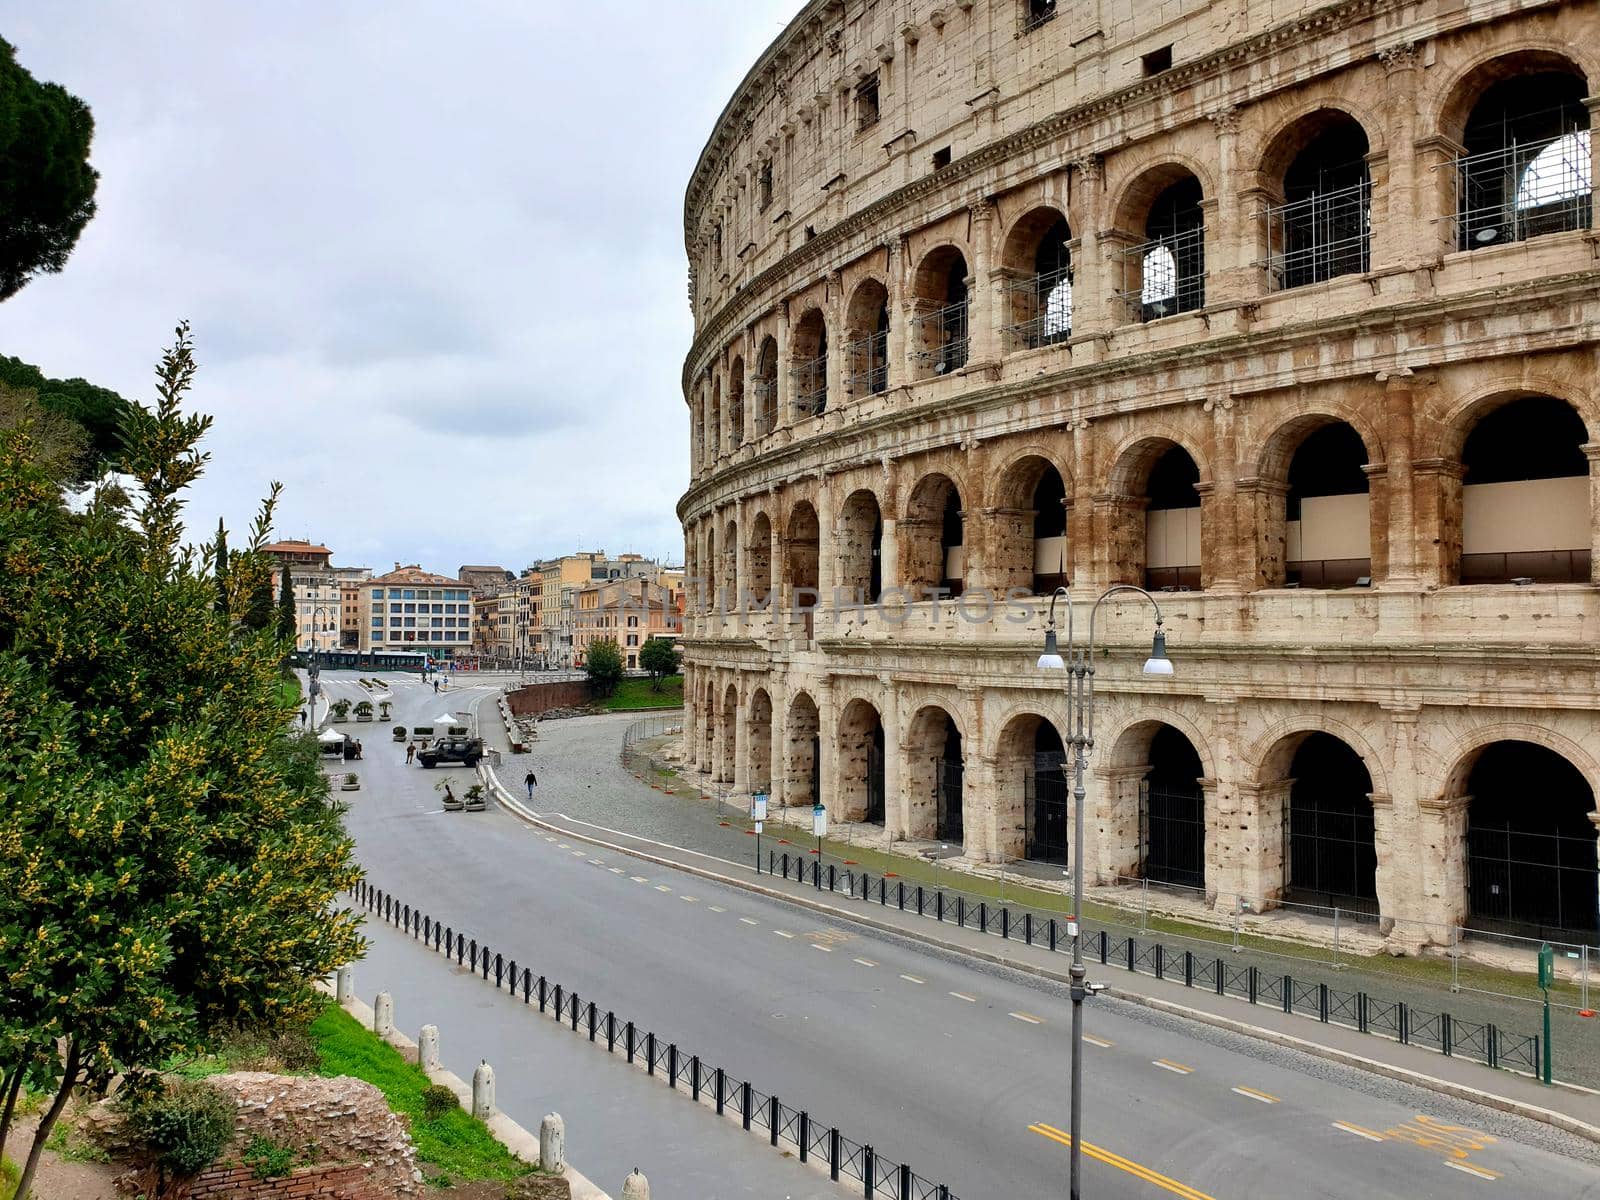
125, 1078, 236, 1176
240, 1135, 297, 1180
421, 1084, 459, 1121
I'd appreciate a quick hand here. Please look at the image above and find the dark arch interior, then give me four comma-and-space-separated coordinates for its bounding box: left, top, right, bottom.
1460, 71, 1592, 247
1287, 423, 1370, 511
1036, 217, 1071, 276
1464, 72, 1589, 153
1146, 446, 1201, 509
1137, 175, 1206, 320
937, 714, 964, 843
941, 487, 964, 596
1145, 726, 1206, 889
1462, 396, 1587, 482
1033, 466, 1067, 538
1285, 733, 1377, 909
1277, 117, 1371, 288
1283, 119, 1371, 200
1028, 721, 1070, 865
1466, 741, 1597, 935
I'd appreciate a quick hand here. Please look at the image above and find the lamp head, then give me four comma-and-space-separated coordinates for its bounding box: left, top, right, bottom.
1037, 625, 1065, 671
1142, 625, 1174, 677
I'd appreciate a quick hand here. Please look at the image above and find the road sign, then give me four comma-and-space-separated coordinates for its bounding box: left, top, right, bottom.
1538, 943, 1554, 990
752, 792, 768, 821
754, 820, 764, 834
812, 804, 827, 838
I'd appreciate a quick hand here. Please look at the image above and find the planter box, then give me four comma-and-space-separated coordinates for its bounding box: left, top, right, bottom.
356, 714, 373, 722
340, 779, 360, 791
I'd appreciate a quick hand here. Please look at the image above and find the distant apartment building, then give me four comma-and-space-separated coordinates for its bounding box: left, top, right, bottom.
573, 569, 685, 669
265, 540, 341, 654
531, 552, 662, 668
357, 565, 474, 657
334, 565, 372, 649
459, 565, 514, 595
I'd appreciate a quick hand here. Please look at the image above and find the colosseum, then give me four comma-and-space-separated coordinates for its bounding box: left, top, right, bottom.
677, 0, 1599, 952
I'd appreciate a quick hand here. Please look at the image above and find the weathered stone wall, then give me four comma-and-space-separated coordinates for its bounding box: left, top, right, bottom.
506, 681, 592, 717
189, 1161, 387, 1200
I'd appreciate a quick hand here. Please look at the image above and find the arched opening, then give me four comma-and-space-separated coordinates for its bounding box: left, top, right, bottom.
747, 512, 772, 608
728, 357, 745, 449
1279, 421, 1372, 588
722, 519, 738, 609
1459, 395, 1591, 584
754, 336, 779, 437
1143, 445, 1202, 591
1455, 65, 1592, 249
785, 500, 820, 639
1263, 732, 1378, 911
784, 692, 821, 808
1117, 170, 1206, 322
1265, 112, 1372, 289
902, 474, 964, 598
838, 489, 883, 604
910, 247, 970, 376
790, 308, 828, 418
718, 684, 738, 784
700, 678, 715, 770
844, 279, 890, 395
1001, 208, 1073, 350
704, 525, 717, 613
991, 455, 1070, 595
838, 698, 887, 825
1461, 741, 1597, 937
905, 706, 964, 844
747, 688, 773, 795
1107, 722, 1207, 889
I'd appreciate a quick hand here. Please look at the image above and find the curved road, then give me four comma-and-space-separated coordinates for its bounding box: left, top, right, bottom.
321, 671, 1600, 1200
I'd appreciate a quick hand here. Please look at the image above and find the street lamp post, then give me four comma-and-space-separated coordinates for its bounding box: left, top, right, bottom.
1036, 584, 1173, 1200
305, 601, 338, 727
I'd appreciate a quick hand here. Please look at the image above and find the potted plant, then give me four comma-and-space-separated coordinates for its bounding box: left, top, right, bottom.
329, 698, 352, 723
340, 772, 361, 791
437, 780, 464, 811
462, 783, 487, 812
392, 724, 407, 742
354, 700, 374, 722
378, 700, 392, 721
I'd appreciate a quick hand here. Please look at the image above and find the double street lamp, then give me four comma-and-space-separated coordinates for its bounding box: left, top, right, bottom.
1036, 584, 1173, 1200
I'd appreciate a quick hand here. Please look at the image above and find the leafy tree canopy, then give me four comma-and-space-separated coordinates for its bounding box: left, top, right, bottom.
638, 637, 679, 691
585, 638, 624, 698
0, 354, 135, 479
0, 325, 363, 1200
0, 37, 99, 301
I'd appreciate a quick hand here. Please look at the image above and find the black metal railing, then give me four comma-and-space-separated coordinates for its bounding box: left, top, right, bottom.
759, 850, 1541, 1077
352, 879, 961, 1200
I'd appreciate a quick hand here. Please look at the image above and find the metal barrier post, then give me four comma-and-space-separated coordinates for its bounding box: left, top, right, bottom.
1002, 907, 1012, 940
900, 1164, 912, 1198
667, 1043, 678, 1086
1155, 944, 1164, 980
715, 1067, 725, 1114
1184, 950, 1194, 987
1248, 966, 1259, 1005
539, 977, 548, 1012
646, 1031, 656, 1076
1048, 918, 1058, 952
864, 1146, 875, 1195
1358, 992, 1369, 1033
607, 1012, 616, 1051
1024, 912, 1034, 945
1398, 1003, 1410, 1045
769, 1097, 780, 1146
691, 1055, 701, 1099
916, 885, 925, 916
1319, 983, 1330, 1022
1216, 957, 1226, 996
936, 891, 945, 922
798, 1111, 809, 1162
571, 993, 580, 1032
1441, 1013, 1453, 1057
1487, 1025, 1499, 1069
741, 1081, 752, 1130
979, 902, 988, 933
829, 1128, 841, 1181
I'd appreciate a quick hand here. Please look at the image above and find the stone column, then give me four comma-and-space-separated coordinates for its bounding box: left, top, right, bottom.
816, 477, 837, 622
1228, 781, 1288, 912
1071, 156, 1109, 340
1093, 493, 1148, 589
883, 688, 906, 840
886, 236, 909, 390
1417, 793, 1470, 935
1205, 105, 1251, 306
1378, 369, 1419, 587
732, 676, 748, 795
816, 677, 838, 819
969, 198, 998, 365
540, 1114, 565, 1174
1069, 419, 1096, 594
1585, 444, 1600, 585
768, 681, 788, 812
1412, 458, 1464, 589
776, 304, 793, 431
742, 325, 758, 448
1203, 396, 1242, 594
1373, 42, 1421, 273
472, 1061, 496, 1120
825, 270, 844, 414
1094, 765, 1146, 884
964, 752, 999, 863
1378, 704, 1433, 949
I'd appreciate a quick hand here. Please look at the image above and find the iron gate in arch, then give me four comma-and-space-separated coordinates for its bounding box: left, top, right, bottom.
1143, 785, 1205, 889
935, 759, 964, 843
1467, 820, 1600, 939
1024, 752, 1070, 865
1285, 798, 1379, 913
865, 742, 886, 824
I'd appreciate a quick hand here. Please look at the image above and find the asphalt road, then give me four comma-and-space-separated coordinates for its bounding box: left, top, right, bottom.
320, 672, 1600, 1200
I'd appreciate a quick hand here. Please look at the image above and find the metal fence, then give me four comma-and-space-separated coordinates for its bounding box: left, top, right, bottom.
759, 849, 1545, 1078
351, 880, 961, 1200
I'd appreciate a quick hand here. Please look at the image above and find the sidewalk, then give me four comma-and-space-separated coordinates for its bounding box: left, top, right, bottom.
478, 710, 1600, 1130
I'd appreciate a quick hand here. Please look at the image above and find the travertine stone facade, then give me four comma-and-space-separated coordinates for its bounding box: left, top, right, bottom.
679, 0, 1600, 950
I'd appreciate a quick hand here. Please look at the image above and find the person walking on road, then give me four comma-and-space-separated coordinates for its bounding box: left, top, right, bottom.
299, 709, 307, 727
405, 740, 416, 765
433, 679, 440, 693
523, 769, 537, 799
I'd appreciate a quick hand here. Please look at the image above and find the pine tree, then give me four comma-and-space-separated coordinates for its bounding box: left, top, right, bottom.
277, 560, 296, 643
213, 517, 229, 614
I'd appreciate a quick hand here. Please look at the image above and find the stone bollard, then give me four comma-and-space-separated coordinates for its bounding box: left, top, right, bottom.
417, 1024, 440, 1073
373, 991, 395, 1037
472, 1060, 496, 1120
622, 1169, 649, 1199
335, 965, 353, 1004
539, 1113, 565, 1174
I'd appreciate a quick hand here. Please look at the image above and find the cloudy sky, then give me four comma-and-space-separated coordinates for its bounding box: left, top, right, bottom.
0, 1, 798, 575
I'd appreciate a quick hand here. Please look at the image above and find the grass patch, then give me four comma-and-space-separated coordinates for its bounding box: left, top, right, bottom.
600, 675, 683, 712
45, 1108, 112, 1164
278, 676, 302, 709
309, 1004, 533, 1184
1, 1154, 18, 1200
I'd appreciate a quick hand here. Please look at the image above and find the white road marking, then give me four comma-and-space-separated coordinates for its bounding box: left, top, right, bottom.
1152, 1059, 1192, 1075
571, 850, 585, 857
811, 943, 833, 952
1232, 1087, 1279, 1104
655, 885, 672, 892
609, 867, 625, 874
774, 930, 795, 939
1332, 1122, 1385, 1142
949, 992, 977, 1003
1081, 1034, 1113, 1048
899, 974, 924, 984
681, 896, 698, 903
630, 876, 648, 883
740, 917, 760, 926
853, 957, 877, 967
558, 843, 570, 848
1010, 1012, 1044, 1025
708, 905, 726, 912
588, 858, 604, 865
1445, 1162, 1500, 1181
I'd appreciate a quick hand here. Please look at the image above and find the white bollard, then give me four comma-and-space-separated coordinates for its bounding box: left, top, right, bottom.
417, 1024, 440, 1073
622, 1169, 649, 1199
539, 1113, 565, 1174
373, 991, 394, 1037
335, 965, 353, 1004
472, 1060, 496, 1120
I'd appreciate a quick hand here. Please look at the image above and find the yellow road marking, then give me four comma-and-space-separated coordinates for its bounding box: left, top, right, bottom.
1029, 1124, 1215, 1200
1010, 1012, 1045, 1025
1332, 1121, 1386, 1142
1081, 1034, 1113, 1048
1152, 1059, 1193, 1075
775, 930, 795, 938
853, 957, 877, 967
950, 992, 977, 1003
899, 973, 924, 984
1232, 1086, 1279, 1104
1445, 1162, 1501, 1181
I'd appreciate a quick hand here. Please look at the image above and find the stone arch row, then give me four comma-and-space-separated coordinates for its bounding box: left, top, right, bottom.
689, 46, 1597, 473
681, 667, 1600, 940
683, 382, 1600, 606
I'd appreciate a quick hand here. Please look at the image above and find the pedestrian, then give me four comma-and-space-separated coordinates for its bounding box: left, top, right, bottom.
524, 769, 537, 799
354, 739, 363, 760
406, 741, 416, 764
433, 679, 440, 693
299, 709, 307, 727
